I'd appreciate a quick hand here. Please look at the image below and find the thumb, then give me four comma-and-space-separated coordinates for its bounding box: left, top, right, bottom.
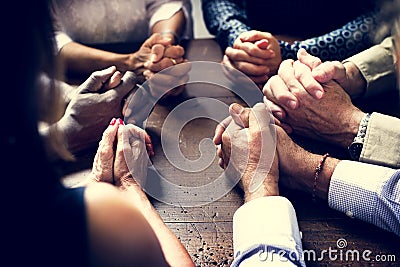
297, 48, 322, 69
150, 44, 166, 63
144, 33, 172, 48
78, 66, 117, 93
109, 71, 138, 101
249, 102, 272, 131
311, 61, 346, 84
229, 103, 250, 128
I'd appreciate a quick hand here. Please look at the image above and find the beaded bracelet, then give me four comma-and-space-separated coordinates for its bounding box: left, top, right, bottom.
312, 153, 330, 202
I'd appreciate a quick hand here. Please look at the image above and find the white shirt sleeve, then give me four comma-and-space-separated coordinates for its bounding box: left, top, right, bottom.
231, 196, 306, 267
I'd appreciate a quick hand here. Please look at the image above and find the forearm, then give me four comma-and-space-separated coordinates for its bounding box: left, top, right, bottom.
343, 36, 396, 98
202, 0, 250, 49
122, 187, 194, 267
280, 11, 378, 66
152, 10, 185, 44
342, 61, 367, 98
58, 42, 139, 75
282, 152, 340, 201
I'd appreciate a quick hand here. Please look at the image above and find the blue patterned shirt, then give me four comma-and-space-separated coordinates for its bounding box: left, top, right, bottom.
202, 0, 380, 61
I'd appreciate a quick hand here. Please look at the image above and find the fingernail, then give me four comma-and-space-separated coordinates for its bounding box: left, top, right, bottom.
144, 61, 150, 68
314, 90, 323, 99
231, 103, 244, 114
117, 118, 124, 125
287, 100, 297, 109
109, 118, 117, 125
150, 54, 157, 62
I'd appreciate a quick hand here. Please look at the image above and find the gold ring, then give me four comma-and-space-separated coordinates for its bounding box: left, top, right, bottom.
170, 58, 177, 65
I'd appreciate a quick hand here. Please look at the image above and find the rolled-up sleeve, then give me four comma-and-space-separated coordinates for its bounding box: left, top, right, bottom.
360, 112, 400, 168
328, 160, 400, 236
231, 197, 305, 267
344, 37, 396, 98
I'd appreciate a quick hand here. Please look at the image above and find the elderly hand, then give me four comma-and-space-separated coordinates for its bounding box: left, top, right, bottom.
142, 35, 187, 99
217, 103, 278, 202
215, 104, 339, 201
89, 118, 153, 189
127, 33, 177, 82
58, 66, 137, 153
263, 49, 366, 127
263, 55, 365, 148
223, 30, 281, 87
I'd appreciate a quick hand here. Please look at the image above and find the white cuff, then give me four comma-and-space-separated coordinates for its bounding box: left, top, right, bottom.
232, 197, 302, 258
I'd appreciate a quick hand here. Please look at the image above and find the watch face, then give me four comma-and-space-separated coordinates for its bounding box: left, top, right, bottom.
349, 142, 363, 160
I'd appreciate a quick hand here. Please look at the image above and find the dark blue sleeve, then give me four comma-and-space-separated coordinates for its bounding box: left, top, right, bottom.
202, 0, 251, 50
279, 11, 380, 61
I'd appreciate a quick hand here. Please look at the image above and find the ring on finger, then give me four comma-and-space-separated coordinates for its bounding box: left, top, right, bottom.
170, 58, 177, 65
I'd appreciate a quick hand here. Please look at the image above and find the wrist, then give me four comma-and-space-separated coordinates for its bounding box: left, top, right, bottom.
243, 173, 279, 203
343, 61, 367, 98
301, 155, 339, 201
348, 113, 371, 160
340, 109, 366, 148
159, 31, 180, 45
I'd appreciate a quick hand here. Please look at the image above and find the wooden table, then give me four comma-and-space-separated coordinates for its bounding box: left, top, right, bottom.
60, 39, 400, 266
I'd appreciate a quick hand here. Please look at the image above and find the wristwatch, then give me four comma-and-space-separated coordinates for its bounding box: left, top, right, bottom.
348, 113, 371, 160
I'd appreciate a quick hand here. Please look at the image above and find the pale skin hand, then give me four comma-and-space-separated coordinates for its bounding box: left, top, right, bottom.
217, 103, 279, 202
263, 48, 367, 121
263, 55, 365, 148
223, 30, 281, 87
215, 105, 340, 201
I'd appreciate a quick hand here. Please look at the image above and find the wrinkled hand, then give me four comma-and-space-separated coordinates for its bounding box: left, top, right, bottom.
114, 123, 153, 191
143, 36, 187, 99
263, 57, 365, 148
58, 66, 137, 153
216, 103, 278, 201
128, 33, 176, 81
89, 118, 153, 190
223, 30, 281, 87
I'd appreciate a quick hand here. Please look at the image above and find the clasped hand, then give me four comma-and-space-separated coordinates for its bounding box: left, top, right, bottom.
223, 30, 281, 87
215, 103, 279, 201
89, 118, 154, 191
263, 48, 365, 148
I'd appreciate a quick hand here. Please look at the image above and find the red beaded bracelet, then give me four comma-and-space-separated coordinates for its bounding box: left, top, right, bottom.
312, 153, 330, 202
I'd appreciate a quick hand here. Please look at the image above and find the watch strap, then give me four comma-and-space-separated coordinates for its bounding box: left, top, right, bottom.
349, 113, 371, 160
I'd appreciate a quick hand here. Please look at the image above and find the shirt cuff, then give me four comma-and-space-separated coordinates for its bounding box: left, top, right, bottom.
361, 112, 400, 168
328, 160, 396, 222
343, 37, 396, 98
232, 197, 303, 261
